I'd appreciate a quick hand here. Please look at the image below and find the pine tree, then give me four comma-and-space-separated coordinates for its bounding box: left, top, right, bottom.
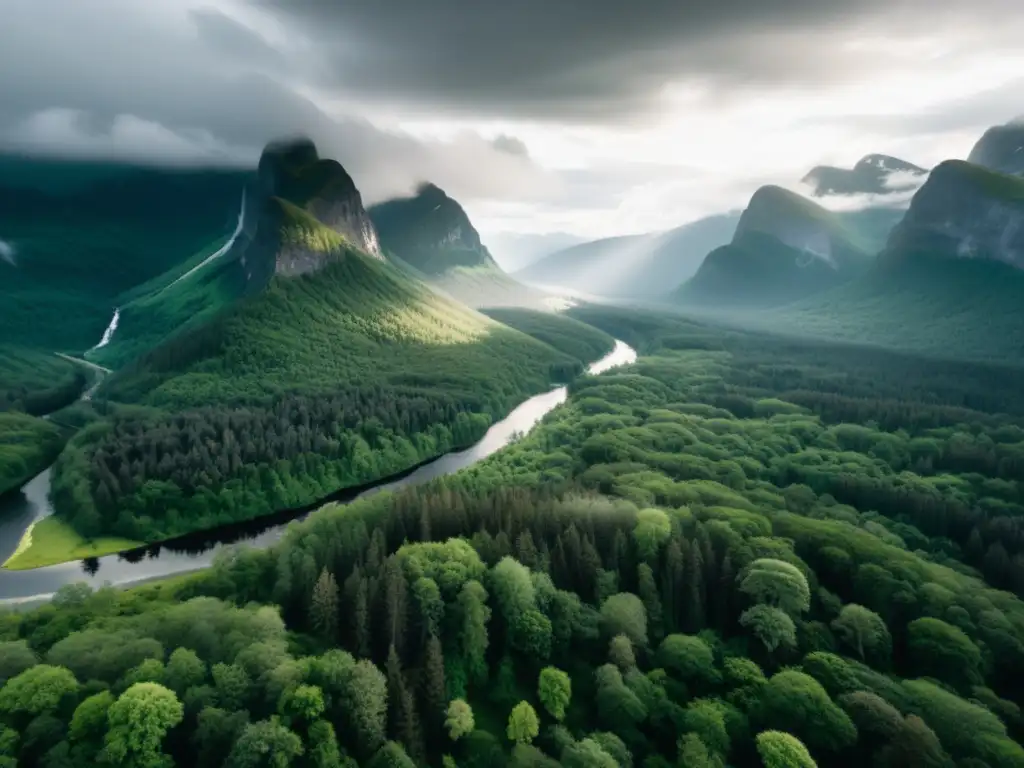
662, 538, 684, 634
387, 644, 422, 759
311, 568, 339, 642
638, 563, 664, 642
422, 634, 447, 753
685, 539, 706, 633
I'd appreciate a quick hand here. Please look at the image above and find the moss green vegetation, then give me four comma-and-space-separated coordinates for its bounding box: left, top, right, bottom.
48, 246, 610, 550
760, 255, 1024, 365
2, 516, 142, 570
0, 346, 86, 416
941, 159, 1024, 202
481, 308, 614, 361
0, 413, 63, 496
7, 305, 1024, 767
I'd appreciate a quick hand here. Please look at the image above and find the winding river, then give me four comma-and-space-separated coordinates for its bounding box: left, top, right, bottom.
0, 341, 636, 604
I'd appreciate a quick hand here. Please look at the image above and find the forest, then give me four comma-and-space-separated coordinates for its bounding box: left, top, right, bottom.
3, 306, 1024, 767
46, 263, 615, 549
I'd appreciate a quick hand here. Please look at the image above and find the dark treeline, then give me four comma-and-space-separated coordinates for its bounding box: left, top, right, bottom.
5, 307, 1024, 767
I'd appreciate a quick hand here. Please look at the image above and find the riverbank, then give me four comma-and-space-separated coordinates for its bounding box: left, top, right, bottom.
3, 516, 141, 570
0, 341, 636, 602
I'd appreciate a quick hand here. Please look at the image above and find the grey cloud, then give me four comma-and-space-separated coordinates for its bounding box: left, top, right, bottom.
796, 78, 1024, 139
491, 135, 529, 157
0, 0, 552, 204
190, 8, 287, 68
254, 0, 1024, 121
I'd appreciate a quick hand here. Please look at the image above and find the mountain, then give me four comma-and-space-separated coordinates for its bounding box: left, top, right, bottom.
485, 231, 586, 272
967, 121, 1024, 175
368, 183, 547, 309
515, 213, 741, 298
762, 160, 1024, 363
29, 140, 616, 567
88, 138, 389, 368
803, 154, 927, 196
674, 186, 872, 307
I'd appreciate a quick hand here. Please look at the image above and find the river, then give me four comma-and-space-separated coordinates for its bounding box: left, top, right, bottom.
0, 340, 636, 604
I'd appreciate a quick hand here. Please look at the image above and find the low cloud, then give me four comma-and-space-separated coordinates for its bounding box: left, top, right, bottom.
0, 239, 16, 267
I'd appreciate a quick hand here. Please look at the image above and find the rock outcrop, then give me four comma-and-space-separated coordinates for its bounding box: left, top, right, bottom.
255, 137, 382, 259
884, 160, 1024, 270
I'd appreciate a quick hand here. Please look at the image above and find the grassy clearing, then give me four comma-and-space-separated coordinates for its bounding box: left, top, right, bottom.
2, 515, 142, 570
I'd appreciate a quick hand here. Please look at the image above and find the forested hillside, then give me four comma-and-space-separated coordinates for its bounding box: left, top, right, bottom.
40, 244, 610, 560
4, 306, 1024, 767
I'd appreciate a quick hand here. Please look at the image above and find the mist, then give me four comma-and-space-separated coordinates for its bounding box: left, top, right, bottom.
0, 239, 15, 266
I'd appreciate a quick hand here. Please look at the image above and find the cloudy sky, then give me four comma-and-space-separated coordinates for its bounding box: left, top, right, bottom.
2, 0, 1023, 243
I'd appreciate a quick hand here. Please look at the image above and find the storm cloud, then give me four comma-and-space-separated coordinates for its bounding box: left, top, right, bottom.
0, 0, 551, 202
1, 0, 1022, 237
256, 0, 1024, 121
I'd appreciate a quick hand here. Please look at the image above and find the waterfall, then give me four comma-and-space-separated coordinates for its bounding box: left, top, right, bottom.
91, 308, 121, 351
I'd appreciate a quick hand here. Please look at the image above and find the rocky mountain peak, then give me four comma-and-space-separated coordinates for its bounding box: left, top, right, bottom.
803, 154, 926, 197
252, 137, 381, 259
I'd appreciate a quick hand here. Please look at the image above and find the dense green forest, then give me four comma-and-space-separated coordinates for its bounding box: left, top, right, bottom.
0, 348, 87, 417
46, 249, 613, 551
5, 306, 1024, 767
0, 412, 63, 496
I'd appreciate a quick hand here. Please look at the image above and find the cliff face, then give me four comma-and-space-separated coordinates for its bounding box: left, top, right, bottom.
255, 137, 382, 260
231, 138, 383, 292
803, 154, 926, 197
885, 160, 1024, 270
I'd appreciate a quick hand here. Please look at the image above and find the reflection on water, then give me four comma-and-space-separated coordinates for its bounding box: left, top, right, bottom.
0, 341, 636, 604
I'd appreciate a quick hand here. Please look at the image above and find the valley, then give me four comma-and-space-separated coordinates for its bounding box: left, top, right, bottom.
3, 111, 1024, 768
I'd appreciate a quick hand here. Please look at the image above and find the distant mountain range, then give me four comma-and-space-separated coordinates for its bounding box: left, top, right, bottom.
673, 186, 873, 307
485, 232, 586, 272
741, 158, 1024, 363
802, 154, 927, 196
515, 212, 742, 298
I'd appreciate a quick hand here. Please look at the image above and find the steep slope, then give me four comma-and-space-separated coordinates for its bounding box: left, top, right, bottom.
41, 151, 612, 563
968, 121, 1024, 175
803, 154, 926, 196
516, 213, 741, 298
764, 160, 1024, 363
0, 155, 248, 354
369, 183, 546, 308
675, 186, 871, 307
89, 138, 386, 368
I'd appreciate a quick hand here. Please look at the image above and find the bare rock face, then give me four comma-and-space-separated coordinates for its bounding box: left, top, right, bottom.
885, 160, 1024, 270
255, 137, 383, 259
